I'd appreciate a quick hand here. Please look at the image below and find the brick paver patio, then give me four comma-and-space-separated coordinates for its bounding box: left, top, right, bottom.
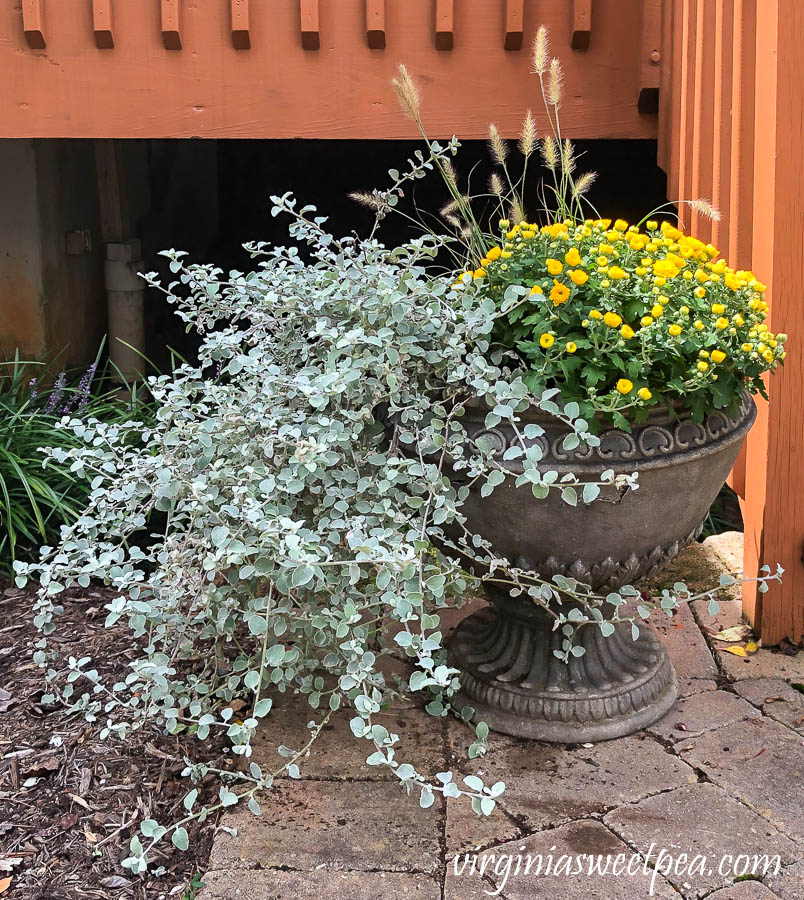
199, 535, 804, 899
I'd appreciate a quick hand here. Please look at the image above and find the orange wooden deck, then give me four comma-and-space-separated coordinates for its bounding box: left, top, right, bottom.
2, 1, 658, 139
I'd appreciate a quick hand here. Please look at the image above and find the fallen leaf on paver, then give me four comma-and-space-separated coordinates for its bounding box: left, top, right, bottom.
765, 696, 788, 703
713, 624, 753, 643
0, 877, 11, 894
675, 722, 688, 731
721, 641, 760, 658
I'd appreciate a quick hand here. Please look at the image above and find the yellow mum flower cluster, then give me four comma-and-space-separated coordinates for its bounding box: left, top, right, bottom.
459, 217, 786, 421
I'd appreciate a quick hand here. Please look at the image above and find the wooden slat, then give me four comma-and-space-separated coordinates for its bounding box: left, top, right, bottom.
231, 0, 250, 50
365, 0, 385, 49
667, 0, 685, 200
657, 0, 674, 170
677, 0, 697, 225
435, 0, 453, 50
504, 0, 524, 51
571, 0, 592, 51
92, 0, 113, 49
743, 0, 804, 646
689, 0, 716, 241
638, 0, 661, 113
709, 0, 733, 250
22, 0, 46, 50
161, 0, 181, 51
300, 0, 319, 50
728, 0, 757, 270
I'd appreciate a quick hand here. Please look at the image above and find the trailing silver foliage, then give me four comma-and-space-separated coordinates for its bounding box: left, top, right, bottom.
14, 195, 781, 873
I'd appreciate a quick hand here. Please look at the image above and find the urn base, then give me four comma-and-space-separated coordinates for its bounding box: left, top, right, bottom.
449, 598, 678, 743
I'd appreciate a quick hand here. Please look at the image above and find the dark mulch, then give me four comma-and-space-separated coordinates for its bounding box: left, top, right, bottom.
0, 583, 225, 900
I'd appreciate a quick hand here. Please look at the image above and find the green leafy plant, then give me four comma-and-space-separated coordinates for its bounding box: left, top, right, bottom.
0, 346, 151, 576
182, 873, 205, 900
15, 196, 781, 874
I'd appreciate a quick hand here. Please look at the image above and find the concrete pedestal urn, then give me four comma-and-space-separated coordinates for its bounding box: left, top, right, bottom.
448, 393, 756, 742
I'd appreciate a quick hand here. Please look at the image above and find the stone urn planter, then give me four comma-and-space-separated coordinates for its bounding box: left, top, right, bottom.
446, 392, 756, 742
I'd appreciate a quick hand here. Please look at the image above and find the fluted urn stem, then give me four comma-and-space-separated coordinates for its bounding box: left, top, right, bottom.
449, 588, 678, 742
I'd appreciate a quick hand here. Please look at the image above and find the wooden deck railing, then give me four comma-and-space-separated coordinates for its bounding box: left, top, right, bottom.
1, 0, 659, 139
659, 0, 804, 646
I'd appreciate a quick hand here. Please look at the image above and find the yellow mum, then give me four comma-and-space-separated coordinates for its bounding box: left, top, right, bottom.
620, 325, 635, 339
565, 342, 578, 353
697, 360, 709, 372
711, 349, 727, 363
569, 269, 589, 286
653, 259, 678, 279
603, 312, 623, 328
715, 317, 729, 330
565, 247, 582, 267
711, 303, 726, 314
638, 387, 652, 401
640, 315, 654, 327
608, 266, 627, 280
546, 258, 564, 275
530, 284, 544, 295
485, 246, 502, 261
540, 333, 555, 349
616, 378, 634, 395
668, 324, 682, 336
589, 309, 603, 319
651, 304, 664, 318
550, 281, 571, 305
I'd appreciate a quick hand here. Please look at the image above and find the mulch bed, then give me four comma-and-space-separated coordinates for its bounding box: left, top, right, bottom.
0, 583, 226, 900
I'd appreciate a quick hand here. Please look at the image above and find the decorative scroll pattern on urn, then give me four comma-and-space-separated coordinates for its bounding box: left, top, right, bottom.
464, 393, 753, 470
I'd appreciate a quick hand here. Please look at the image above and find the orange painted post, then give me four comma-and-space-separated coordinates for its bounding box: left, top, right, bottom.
300, 0, 320, 50
435, 0, 453, 51
161, 0, 181, 50
365, 0, 385, 50
231, 0, 250, 50
504, 0, 524, 51
741, 0, 804, 646
22, 0, 46, 49
92, 0, 114, 49
570, 0, 592, 51
638, 0, 661, 113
